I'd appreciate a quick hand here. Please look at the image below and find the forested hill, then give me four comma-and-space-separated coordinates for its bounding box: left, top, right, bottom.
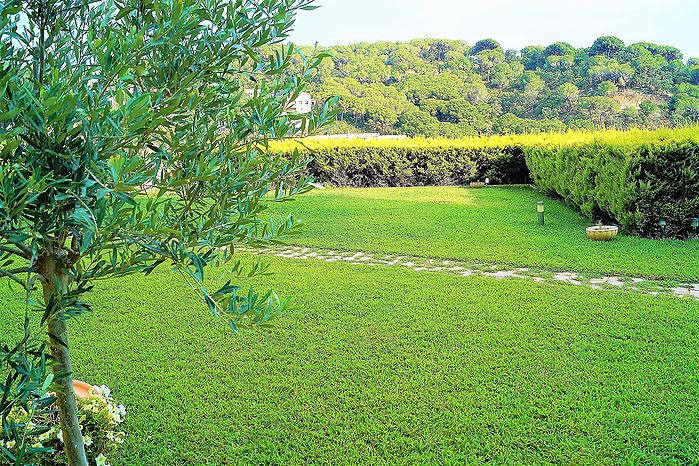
291, 37, 699, 137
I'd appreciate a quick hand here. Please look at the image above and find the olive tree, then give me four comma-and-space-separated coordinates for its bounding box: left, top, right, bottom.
0, 0, 336, 464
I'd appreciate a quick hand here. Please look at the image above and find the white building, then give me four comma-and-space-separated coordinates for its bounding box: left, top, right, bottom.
288, 92, 315, 114
244, 89, 315, 114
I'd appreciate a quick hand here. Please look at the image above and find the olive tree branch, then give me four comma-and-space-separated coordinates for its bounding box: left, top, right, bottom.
0, 267, 31, 290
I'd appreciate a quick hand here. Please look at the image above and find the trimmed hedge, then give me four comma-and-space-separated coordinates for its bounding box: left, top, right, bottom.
272, 137, 532, 187
272, 128, 699, 238
525, 128, 699, 238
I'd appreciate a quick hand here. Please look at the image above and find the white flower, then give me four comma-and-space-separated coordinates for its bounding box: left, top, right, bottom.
38, 430, 52, 442
6, 440, 15, 449
106, 403, 123, 423
117, 404, 126, 418
95, 453, 110, 466
57, 429, 64, 443
84, 434, 93, 446
98, 385, 111, 398
31, 441, 43, 449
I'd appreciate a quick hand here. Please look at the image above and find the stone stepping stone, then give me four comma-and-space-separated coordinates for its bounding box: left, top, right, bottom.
249, 245, 699, 301
605, 277, 625, 287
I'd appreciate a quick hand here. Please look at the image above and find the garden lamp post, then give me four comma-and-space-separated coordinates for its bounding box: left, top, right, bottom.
690, 218, 699, 236
537, 201, 545, 226
659, 219, 667, 239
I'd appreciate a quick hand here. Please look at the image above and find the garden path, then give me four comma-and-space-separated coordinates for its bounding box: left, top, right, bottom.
241, 245, 699, 300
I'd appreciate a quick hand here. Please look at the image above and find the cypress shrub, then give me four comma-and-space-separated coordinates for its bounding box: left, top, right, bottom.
524, 128, 699, 238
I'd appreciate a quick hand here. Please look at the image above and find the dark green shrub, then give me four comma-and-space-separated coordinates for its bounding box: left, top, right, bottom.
275, 138, 530, 187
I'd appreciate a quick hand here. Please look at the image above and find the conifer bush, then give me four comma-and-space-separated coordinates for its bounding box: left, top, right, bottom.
525, 128, 699, 237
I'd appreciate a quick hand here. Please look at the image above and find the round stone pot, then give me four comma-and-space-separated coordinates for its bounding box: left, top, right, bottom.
469, 181, 486, 188
586, 225, 618, 241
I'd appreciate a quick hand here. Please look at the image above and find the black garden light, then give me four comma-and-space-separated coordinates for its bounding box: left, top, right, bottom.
659, 219, 667, 239
690, 218, 699, 236
537, 201, 545, 225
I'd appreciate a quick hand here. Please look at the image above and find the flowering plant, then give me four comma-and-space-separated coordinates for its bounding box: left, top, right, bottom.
1, 385, 125, 466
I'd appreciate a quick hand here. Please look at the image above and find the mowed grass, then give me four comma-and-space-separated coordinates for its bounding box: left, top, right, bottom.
265, 186, 699, 281
2, 255, 698, 464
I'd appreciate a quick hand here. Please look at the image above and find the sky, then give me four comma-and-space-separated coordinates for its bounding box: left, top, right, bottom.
289, 0, 699, 60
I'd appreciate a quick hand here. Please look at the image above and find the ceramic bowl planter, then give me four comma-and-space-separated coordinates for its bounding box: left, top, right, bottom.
586, 225, 618, 241
72, 380, 93, 398
48, 380, 93, 399
469, 181, 486, 188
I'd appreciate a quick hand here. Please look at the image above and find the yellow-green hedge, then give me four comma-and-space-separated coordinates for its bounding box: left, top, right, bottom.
525, 128, 699, 238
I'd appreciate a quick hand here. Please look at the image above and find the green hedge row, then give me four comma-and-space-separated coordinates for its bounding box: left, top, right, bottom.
273, 138, 530, 187
525, 129, 699, 238
273, 128, 699, 238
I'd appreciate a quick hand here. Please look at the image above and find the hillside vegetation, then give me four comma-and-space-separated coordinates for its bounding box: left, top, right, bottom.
286, 37, 699, 136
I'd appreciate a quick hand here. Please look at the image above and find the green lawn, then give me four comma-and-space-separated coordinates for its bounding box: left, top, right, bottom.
2, 255, 698, 464
266, 186, 699, 281
2, 186, 698, 464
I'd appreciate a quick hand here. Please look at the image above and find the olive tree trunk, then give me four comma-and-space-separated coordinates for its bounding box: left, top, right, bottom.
42, 256, 88, 466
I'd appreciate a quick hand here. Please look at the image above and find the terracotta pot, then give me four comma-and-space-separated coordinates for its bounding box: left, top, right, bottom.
469, 181, 486, 188
49, 380, 93, 399
586, 225, 618, 241
72, 380, 93, 399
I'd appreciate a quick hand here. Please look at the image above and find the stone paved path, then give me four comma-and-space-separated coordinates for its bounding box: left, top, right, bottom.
240, 245, 699, 301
